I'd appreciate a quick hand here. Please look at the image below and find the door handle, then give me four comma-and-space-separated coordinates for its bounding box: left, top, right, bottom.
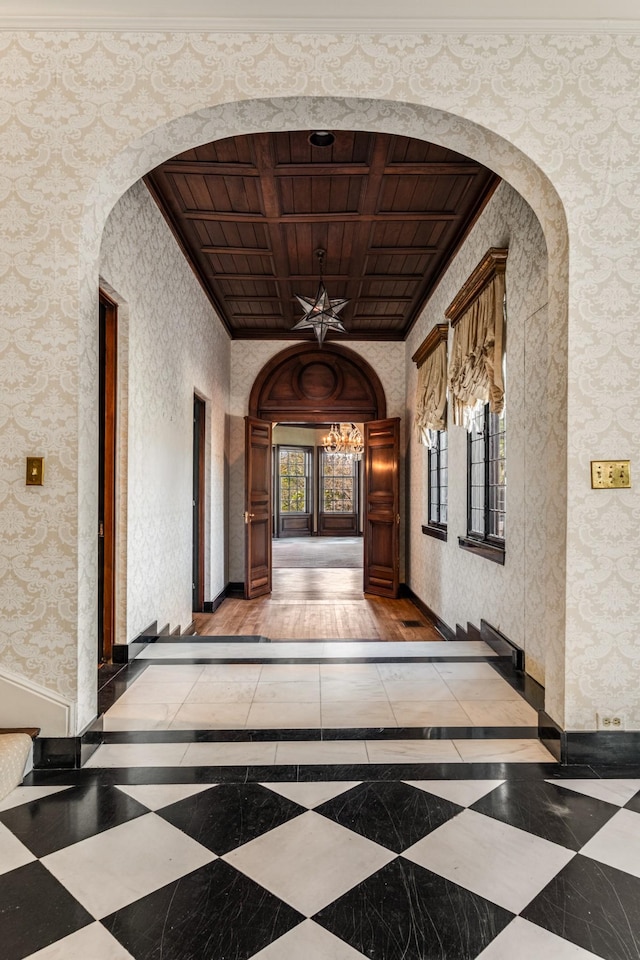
396, 514, 400, 524
244, 511, 255, 524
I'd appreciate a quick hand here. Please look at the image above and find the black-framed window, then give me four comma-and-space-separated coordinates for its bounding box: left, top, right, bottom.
278, 446, 311, 513
460, 403, 506, 563
423, 430, 448, 541
320, 451, 357, 514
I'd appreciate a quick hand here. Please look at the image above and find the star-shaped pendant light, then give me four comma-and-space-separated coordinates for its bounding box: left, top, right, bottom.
292, 248, 349, 346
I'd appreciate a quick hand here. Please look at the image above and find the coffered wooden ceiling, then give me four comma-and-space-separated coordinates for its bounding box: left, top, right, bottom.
145, 130, 499, 342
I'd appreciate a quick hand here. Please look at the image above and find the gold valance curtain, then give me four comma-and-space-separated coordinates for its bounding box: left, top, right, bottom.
447, 258, 506, 428
415, 337, 447, 444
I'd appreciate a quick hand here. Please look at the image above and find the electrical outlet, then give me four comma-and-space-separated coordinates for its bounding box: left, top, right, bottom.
597, 713, 625, 730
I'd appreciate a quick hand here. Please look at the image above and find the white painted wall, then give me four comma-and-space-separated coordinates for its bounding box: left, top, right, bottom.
100, 181, 230, 642
406, 181, 557, 686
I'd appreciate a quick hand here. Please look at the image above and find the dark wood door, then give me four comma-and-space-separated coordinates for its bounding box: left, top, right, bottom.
98, 292, 117, 661
245, 417, 272, 599
192, 395, 205, 611
363, 418, 400, 598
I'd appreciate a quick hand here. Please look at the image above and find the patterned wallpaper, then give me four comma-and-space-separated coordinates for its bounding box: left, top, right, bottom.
0, 30, 638, 730
100, 180, 230, 647
406, 181, 559, 694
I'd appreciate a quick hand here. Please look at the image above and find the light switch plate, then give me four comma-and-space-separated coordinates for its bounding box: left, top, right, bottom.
590, 460, 630, 489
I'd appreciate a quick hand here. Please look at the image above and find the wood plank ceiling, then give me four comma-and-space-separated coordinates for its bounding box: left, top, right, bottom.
145, 130, 499, 342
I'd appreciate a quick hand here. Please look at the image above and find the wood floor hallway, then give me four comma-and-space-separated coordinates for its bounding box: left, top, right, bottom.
195, 537, 442, 642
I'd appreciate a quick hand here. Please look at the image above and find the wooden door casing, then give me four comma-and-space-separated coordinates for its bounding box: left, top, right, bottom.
363, 418, 400, 598
244, 417, 272, 598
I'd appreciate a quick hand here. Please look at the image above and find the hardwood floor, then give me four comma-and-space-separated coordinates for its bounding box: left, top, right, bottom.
194, 568, 442, 642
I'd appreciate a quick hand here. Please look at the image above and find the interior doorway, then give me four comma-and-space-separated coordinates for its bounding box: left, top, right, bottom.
98, 291, 117, 662
192, 394, 206, 612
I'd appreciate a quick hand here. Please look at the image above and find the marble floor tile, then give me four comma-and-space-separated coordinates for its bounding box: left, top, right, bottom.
250, 919, 368, 959
456, 699, 539, 726
253, 680, 321, 702
315, 781, 463, 853
0, 822, 36, 876
382, 678, 456, 701
314, 857, 513, 960
376, 662, 439, 681
103, 860, 303, 960
223, 810, 395, 916
405, 780, 505, 808
320, 699, 397, 728
260, 782, 362, 809
83, 743, 189, 768
475, 917, 602, 959
41, 812, 216, 918
102, 702, 181, 730
274, 741, 369, 765
135, 664, 204, 682
114, 783, 215, 811
453, 739, 556, 763
0, 783, 148, 857
403, 808, 574, 913
246, 701, 322, 728
443, 678, 523, 701
0, 862, 93, 960
114, 680, 195, 704
23, 921, 136, 960
320, 678, 389, 701
365, 739, 461, 764
390, 700, 474, 726
180, 741, 278, 766
471, 780, 619, 851
549, 778, 640, 807
434, 661, 504, 680
184, 680, 258, 702
0, 786, 71, 813
157, 782, 305, 855
199, 663, 263, 681
260, 663, 321, 681
169, 701, 251, 729
321, 663, 381, 679
579, 808, 640, 878
521, 854, 640, 960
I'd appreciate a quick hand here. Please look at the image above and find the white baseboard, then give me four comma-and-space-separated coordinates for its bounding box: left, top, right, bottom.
0, 668, 75, 737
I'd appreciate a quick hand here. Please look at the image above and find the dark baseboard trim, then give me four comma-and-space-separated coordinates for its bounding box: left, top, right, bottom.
455, 623, 467, 641
203, 582, 245, 613
171, 624, 181, 637
158, 623, 171, 636
400, 585, 455, 641
480, 619, 525, 670
182, 620, 196, 636
538, 709, 640, 765
112, 620, 160, 664
467, 622, 482, 642
226, 581, 245, 598
34, 716, 103, 770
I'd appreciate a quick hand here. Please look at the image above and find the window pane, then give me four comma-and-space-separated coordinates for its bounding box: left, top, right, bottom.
279, 447, 309, 513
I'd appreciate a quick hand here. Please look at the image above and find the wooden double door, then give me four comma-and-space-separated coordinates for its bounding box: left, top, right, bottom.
245, 416, 400, 600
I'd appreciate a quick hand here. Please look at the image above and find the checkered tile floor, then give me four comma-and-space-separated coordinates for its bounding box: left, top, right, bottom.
2, 775, 640, 959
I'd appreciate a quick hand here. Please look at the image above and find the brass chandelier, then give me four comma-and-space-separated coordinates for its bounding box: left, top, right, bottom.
322, 422, 364, 460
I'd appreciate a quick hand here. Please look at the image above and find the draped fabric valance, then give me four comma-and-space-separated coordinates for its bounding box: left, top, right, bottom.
415, 338, 447, 444
446, 248, 507, 428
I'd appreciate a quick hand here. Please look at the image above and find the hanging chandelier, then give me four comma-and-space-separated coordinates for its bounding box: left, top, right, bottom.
322, 423, 364, 460
291, 248, 349, 347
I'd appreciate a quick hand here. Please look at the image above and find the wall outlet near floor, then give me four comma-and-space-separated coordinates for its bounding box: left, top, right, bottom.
596, 713, 625, 730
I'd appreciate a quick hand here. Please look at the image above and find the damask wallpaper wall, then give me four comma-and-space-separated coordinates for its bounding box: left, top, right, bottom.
0, 28, 638, 732
100, 180, 230, 648
406, 181, 557, 690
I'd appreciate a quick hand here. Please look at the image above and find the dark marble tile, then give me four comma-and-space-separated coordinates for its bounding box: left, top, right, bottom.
157, 783, 306, 855
0, 861, 93, 960
103, 859, 304, 960
0, 782, 148, 857
470, 779, 618, 851
625, 789, 640, 814
315, 781, 463, 853
314, 857, 513, 960
522, 854, 640, 960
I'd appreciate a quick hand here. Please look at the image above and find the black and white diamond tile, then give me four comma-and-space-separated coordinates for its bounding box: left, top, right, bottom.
2, 778, 640, 960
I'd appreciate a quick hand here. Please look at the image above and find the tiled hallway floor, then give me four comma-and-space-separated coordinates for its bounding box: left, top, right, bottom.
3, 640, 640, 959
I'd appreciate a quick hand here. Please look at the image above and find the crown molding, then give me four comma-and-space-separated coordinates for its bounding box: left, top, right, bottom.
1, 17, 639, 33
445, 247, 508, 327
412, 323, 448, 368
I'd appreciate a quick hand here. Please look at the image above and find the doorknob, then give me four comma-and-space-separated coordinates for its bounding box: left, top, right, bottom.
244, 511, 255, 524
